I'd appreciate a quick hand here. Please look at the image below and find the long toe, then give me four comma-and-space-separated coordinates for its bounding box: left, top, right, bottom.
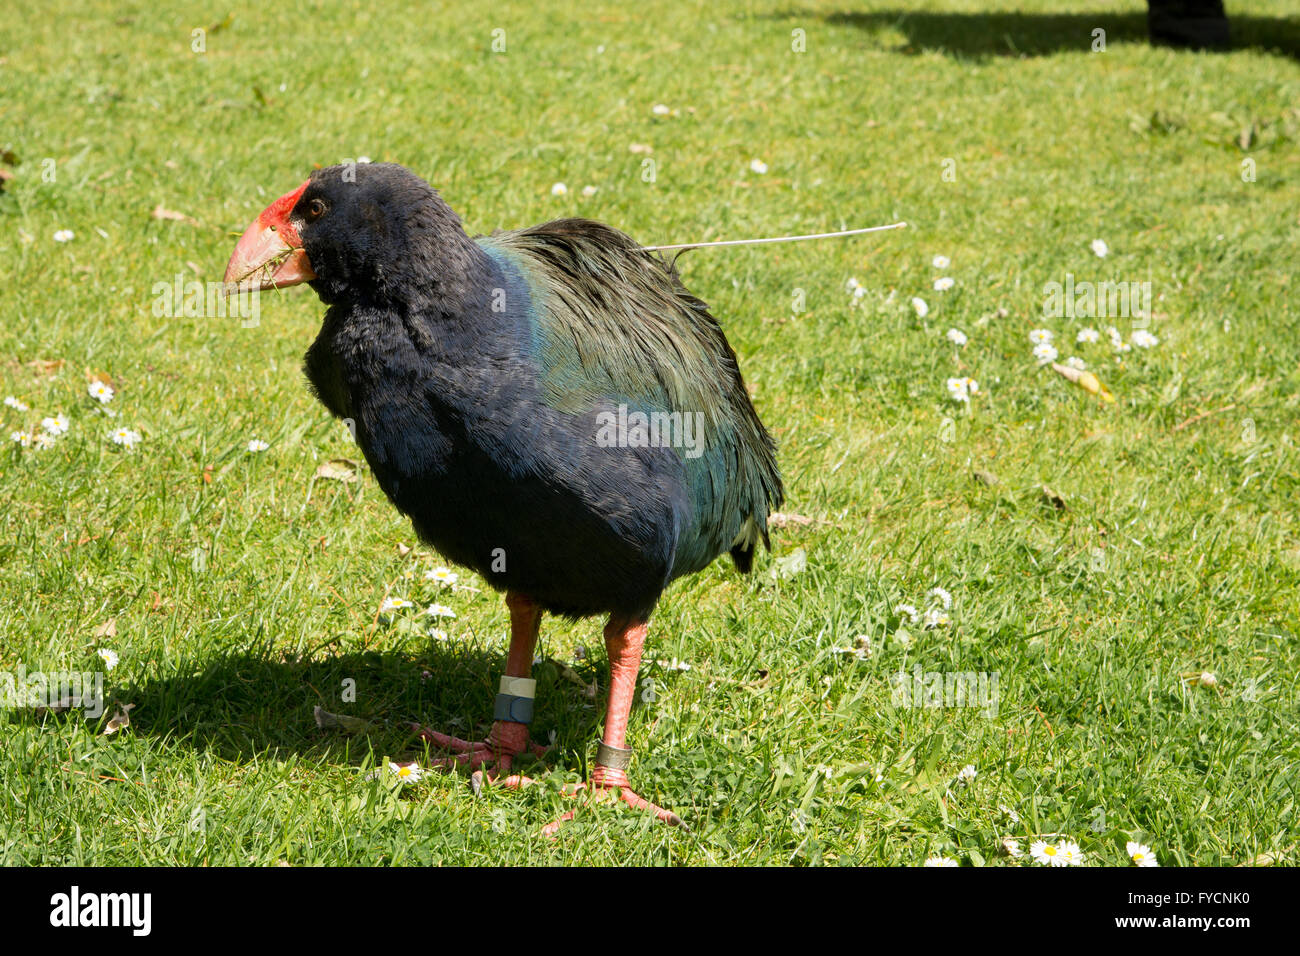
540, 778, 686, 836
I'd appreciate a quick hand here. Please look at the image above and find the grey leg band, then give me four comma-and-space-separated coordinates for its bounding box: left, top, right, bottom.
596, 741, 633, 771
493, 675, 536, 724
493, 694, 534, 724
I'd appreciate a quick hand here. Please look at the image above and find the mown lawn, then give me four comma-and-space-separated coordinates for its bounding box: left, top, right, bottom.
1, 0, 1297, 866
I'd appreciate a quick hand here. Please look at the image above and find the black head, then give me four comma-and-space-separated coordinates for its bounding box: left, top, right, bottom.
224, 163, 484, 309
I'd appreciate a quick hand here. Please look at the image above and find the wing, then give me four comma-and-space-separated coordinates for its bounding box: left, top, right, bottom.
478, 219, 783, 578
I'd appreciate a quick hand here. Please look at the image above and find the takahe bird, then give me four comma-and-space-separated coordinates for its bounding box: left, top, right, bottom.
224, 163, 783, 830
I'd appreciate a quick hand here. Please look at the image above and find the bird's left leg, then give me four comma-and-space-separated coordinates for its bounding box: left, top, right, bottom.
416, 591, 548, 784
540, 615, 685, 835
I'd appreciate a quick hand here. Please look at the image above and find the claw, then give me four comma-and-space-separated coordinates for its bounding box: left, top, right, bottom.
540, 779, 686, 837
416, 719, 547, 788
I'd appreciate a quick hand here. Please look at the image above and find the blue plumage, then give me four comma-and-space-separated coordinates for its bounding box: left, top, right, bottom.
295, 164, 782, 619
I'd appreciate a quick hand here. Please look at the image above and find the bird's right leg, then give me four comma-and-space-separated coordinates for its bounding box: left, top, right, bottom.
416, 591, 548, 783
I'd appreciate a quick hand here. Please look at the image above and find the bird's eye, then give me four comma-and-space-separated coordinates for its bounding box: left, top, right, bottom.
308, 198, 327, 219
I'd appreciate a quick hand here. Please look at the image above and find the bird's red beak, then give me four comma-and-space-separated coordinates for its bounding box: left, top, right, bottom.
223, 180, 316, 292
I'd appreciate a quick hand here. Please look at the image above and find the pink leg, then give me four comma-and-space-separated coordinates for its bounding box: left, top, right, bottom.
416, 592, 547, 781
541, 615, 685, 836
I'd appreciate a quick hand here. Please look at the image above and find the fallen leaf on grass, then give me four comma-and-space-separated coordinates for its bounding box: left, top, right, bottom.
315, 459, 359, 483
103, 703, 135, 735
546, 658, 597, 700
151, 203, 199, 226
1051, 362, 1115, 403
26, 358, 65, 377
1040, 485, 1067, 511
770, 547, 808, 580
313, 705, 372, 734
769, 512, 815, 529
92, 618, 117, 639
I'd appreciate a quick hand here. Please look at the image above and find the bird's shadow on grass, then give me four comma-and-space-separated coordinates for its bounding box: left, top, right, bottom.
773, 9, 1300, 61
117, 640, 610, 776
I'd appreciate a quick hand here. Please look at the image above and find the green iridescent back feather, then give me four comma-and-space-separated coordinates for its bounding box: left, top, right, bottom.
478, 219, 784, 577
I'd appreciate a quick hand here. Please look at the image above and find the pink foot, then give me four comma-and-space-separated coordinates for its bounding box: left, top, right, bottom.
414, 720, 547, 787
539, 766, 686, 837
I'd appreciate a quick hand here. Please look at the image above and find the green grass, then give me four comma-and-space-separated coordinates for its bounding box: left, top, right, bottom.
1, 0, 1298, 866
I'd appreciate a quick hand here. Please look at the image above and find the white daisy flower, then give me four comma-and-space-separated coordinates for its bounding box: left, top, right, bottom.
1199, 671, 1217, 687
1127, 841, 1158, 867
933, 277, 955, 292
927, 587, 953, 610
32, 432, 55, 450
1131, 329, 1159, 348
581, 185, 599, 197
911, 297, 929, 318
845, 277, 861, 292
97, 648, 119, 670
41, 413, 70, 436
1030, 840, 1061, 866
946, 328, 967, 347
379, 597, 413, 613
550, 182, 568, 196
946, 377, 979, 404
1033, 342, 1059, 365
423, 566, 459, 586
652, 103, 671, 115
1057, 840, 1084, 866
932, 255, 950, 269
923, 856, 958, 867
1002, 837, 1024, 858
10, 430, 33, 447
88, 381, 115, 403
110, 428, 142, 448
427, 627, 449, 640
247, 439, 269, 453
749, 159, 768, 174
425, 603, 456, 619
656, 657, 692, 672
1077, 327, 1100, 344
1029, 328, 1054, 344
956, 764, 977, 783
922, 608, 950, 629
54, 229, 75, 242
896, 603, 920, 624
1090, 238, 1109, 258
3, 396, 28, 411
999, 804, 1022, 824
1065, 356, 1087, 370
389, 761, 423, 784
